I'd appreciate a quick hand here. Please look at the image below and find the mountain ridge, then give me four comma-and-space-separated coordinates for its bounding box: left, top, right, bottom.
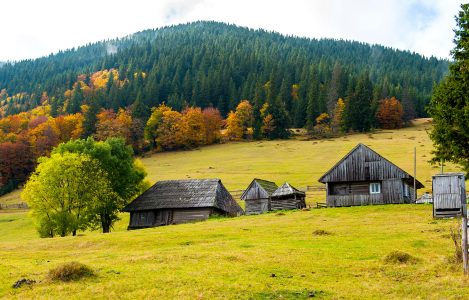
0, 21, 448, 121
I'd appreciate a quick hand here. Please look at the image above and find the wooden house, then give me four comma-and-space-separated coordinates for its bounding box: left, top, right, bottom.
240, 179, 278, 215
271, 182, 306, 210
318, 143, 424, 207
432, 173, 466, 218
122, 179, 244, 229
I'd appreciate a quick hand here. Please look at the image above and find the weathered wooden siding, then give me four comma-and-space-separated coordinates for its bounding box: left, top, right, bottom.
271, 198, 306, 210
129, 208, 212, 228
433, 175, 463, 209
327, 179, 410, 207
245, 199, 270, 215
321, 146, 408, 183
382, 179, 405, 203
243, 182, 270, 200
129, 211, 155, 228
172, 208, 212, 224
327, 194, 383, 207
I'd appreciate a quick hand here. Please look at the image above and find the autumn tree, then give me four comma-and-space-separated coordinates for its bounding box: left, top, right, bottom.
156, 110, 185, 150
54, 113, 84, 143
234, 100, 253, 138
225, 110, 243, 140
331, 98, 345, 133
182, 107, 206, 147
0, 141, 34, 194
202, 107, 223, 144
28, 118, 60, 158
144, 104, 171, 149
375, 97, 404, 129
95, 109, 132, 144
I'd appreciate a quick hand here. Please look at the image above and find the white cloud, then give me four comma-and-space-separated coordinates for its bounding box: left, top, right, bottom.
0, 0, 463, 61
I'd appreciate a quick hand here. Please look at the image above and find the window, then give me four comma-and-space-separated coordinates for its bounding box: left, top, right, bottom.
370, 182, 381, 194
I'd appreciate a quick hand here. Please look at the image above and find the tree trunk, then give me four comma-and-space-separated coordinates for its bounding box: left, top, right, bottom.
101, 214, 111, 233
72, 230, 76, 236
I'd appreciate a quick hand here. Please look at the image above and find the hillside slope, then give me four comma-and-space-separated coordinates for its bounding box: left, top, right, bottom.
0, 205, 466, 299
0, 21, 447, 121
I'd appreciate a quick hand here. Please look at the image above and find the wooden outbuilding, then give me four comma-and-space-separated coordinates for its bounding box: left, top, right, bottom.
318, 143, 424, 207
240, 178, 278, 215
122, 179, 244, 229
271, 182, 306, 210
432, 173, 466, 218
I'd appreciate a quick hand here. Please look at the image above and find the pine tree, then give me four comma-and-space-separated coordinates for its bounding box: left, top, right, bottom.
346, 72, 374, 132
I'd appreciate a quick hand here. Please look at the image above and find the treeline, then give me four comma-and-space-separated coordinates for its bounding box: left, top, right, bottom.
0, 21, 447, 124
0, 75, 411, 197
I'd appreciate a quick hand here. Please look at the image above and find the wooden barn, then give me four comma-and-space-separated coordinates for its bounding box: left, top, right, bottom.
240, 178, 278, 215
432, 173, 466, 218
318, 143, 424, 207
122, 179, 244, 229
271, 182, 306, 210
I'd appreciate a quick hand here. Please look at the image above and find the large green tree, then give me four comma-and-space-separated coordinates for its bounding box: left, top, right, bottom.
22, 152, 114, 237
429, 3, 469, 173
52, 137, 148, 232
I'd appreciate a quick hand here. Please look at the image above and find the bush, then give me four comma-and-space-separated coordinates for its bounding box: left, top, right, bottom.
48, 262, 94, 282
383, 251, 419, 264
312, 229, 332, 236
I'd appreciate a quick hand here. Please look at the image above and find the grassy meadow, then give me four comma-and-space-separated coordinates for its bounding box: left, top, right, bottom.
1, 119, 468, 299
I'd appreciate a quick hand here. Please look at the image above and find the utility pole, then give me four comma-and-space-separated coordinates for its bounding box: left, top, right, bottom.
413, 147, 416, 202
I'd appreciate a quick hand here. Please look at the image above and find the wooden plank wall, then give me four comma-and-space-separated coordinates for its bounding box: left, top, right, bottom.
433, 176, 462, 209
172, 208, 211, 224
271, 198, 306, 210
245, 199, 269, 215
322, 146, 408, 183
243, 182, 269, 200
327, 194, 383, 207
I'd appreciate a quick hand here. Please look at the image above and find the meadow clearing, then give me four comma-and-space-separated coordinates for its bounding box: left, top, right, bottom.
0, 119, 468, 299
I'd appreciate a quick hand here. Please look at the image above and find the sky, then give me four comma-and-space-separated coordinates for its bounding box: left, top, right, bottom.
0, 0, 463, 61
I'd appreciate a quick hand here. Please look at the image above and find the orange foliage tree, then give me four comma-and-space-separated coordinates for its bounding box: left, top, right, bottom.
182, 107, 206, 147
376, 97, 404, 129
202, 107, 223, 144
156, 110, 185, 150
54, 113, 84, 143
95, 109, 132, 143
144, 104, 171, 149
225, 111, 243, 140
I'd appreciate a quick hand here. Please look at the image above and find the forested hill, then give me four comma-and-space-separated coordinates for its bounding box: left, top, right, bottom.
0, 21, 448, 125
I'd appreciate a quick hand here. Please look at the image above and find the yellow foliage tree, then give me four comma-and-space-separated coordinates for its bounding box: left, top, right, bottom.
182, 107, 206, 147
156, 110, 185, 150
225, 111, 243, 140
331, 98, 345, 133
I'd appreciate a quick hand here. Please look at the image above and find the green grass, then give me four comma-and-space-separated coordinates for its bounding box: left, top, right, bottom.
0, 119, 468, 299
0, 205, 468, 299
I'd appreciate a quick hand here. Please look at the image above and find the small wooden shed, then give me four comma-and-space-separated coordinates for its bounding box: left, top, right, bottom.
241, 178, 278, 215
432, 173, 466, 218
122, 179, 244, 229
271, 182, 306, 210
318, 143, 424, 207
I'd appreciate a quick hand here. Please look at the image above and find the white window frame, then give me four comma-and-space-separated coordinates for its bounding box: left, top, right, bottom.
370, 182, 381, 194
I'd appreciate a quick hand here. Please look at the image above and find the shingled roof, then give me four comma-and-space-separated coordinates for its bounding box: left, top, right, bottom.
122, 179, 244, 215
240, 178, 278, 200
272, 182, 306, 198
318, 143, 424, 188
